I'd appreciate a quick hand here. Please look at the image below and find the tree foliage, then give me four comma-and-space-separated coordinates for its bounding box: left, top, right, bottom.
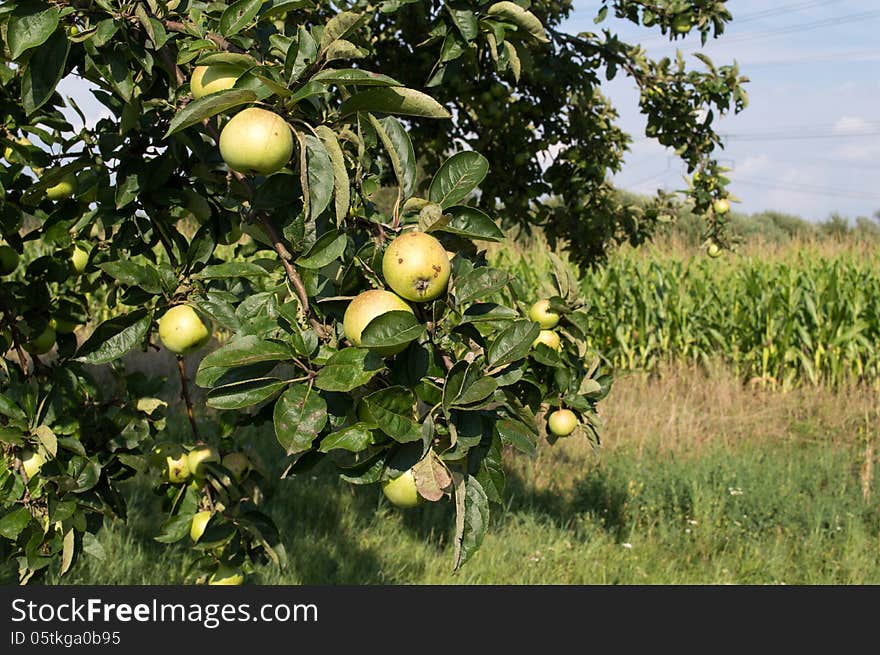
0, 0, 742, 584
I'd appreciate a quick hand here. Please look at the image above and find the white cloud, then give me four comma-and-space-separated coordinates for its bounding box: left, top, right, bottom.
731, 155, 770, 177
833, 116, 868, 133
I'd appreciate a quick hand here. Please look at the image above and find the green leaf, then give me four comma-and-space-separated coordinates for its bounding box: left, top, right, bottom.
195, 52, 256, 68
164, 89, 257, 137
486, 1, 550, 43
207, 378, 287, 410
320, 11, 364, 52
429, 205, 504, 241
447, 5, 478, 41
315, 125, 350, 226
453, 473, 489, 571
454, 267, 510, 305
21, 28, 69, 116
295, 229, 347, 269
461, 303, 519, 324
364, 387, 421, 443
428, 152, 489, 209
196, 335, 292, 386
487, 320, 540, 369
318, 423, 374, 453
0, 507, 31, 540
454, 377, 498, 406
314, 348, 384, 392
297, 132, 334, 222
99, 261, 162, 294
192, 261, 270, 279
0, 394, 26, 422
495, 418, 536, 455
8, 1, 59, 60
311, 68, 402, 87
75, 309, 152, 365
359, 311, 425, 351
339, 88, 451, 119
378, 116, 417, 201
286, 26, 318, 85
219, 0, 263, 37
274, 384, 328, 454
325, 40, 368, 62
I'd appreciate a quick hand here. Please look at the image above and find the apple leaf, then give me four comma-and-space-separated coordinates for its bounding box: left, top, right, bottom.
495, 418, 537, 456
295, 229, 347, 269
21, 28, 69, 116
486, 1, 550, 43
74, 309, 153, 365
452, 472, 489, 571
320, 11, 364, 52
7, 1, 60, 60
0, 507, 32, 540
314, 348, 385, 392
286, 25, 318, 85
164, 89, 257, 137
206, 378, 287, 410
318, 424, 375, 453
315, 126, 350, 226
339, 87, 451, 119
311, 68, 402, 87
363, 386, 422, 443
219, 0, 263, 37
359, 311, 425, 351
487, 320, 541, 369
274, 384, 328, 455
454, 267, 510, 306
429, 206, 505, 242
297, 132, 334, 223
428, 151, 489, 209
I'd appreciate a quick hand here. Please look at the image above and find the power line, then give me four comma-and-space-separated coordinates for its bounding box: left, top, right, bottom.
721, 131, 880, 142
700, 10, 880, 46
732, 176, 880, 201
733, 0, 846, 24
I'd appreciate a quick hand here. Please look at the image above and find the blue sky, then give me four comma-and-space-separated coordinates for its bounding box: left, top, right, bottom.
58, 0, 880, 222
562, 0, 880, 221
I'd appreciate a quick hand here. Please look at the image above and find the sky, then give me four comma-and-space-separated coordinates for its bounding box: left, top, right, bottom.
56, 0, 880, 222
562, 0, 880, 221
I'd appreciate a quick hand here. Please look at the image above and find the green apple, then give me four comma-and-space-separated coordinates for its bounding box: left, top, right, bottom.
45, 173, 78, 200
528, 299, 560, 329
382, 468, 421, 508
166, 452, 191, 483
70, 244, 90, 275
707, 242, 722, 258
23, 325, 55, 355
3, 136, 31, 161
190, 510, 212, 542
190, 64, 241, 99
222, 452, 250, 482
21, 449, 45, 479
672, 12, 693, 34
532, 329, 561, 351
0, 245, 19, 275
343, 289, 415, 356
149, 442, 183, 468
547, 409, 578, 437
713, 198, 730, 215
187, 445, 220, 479
157, 305, 211, 355
49, 316, 77, 334
219, 107, 293, 176
209, 564, 244, 585
382, 231, 451, 302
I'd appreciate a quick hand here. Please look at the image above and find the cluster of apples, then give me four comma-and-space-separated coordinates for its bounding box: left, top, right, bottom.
527, 299, 579, 438
341, 231, 453, 509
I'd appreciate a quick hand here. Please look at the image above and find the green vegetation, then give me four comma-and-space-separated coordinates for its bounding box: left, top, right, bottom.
495, 233, 880, 388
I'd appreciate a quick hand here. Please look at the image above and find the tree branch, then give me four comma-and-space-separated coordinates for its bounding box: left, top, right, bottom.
177, 356, 200, 441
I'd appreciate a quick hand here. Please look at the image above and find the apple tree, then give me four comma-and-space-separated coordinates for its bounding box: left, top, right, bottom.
0, 0, 741, 584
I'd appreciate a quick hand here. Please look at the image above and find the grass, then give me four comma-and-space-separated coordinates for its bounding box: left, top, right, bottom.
47, 364, 880, 585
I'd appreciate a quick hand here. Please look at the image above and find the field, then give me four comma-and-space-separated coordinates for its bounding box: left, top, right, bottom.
49, 235, 880, 585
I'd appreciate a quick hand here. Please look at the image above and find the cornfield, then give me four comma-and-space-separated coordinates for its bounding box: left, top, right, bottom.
493, 236, 880, 389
